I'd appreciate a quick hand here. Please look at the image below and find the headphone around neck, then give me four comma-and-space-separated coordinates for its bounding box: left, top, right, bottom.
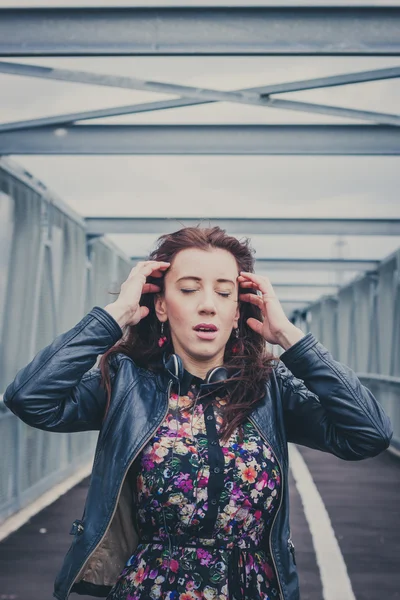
162, 352, 232, 388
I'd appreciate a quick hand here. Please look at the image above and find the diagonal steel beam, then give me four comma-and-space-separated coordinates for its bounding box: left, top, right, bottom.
0, 101, 181, 133
1, 61, 398, 96
85, 217, 400, 237
0, 7, 399, 56
0, 124, 398, 155
1, 63, 400, 132
261, 98, 400, 126
1, 91, 400, 134
254, 67, 400, 95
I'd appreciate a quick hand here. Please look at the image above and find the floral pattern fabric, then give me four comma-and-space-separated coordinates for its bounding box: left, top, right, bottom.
106, 378, 282, 600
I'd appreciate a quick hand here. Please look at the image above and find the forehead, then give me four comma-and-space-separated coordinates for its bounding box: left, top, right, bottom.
169, 247, 238, 278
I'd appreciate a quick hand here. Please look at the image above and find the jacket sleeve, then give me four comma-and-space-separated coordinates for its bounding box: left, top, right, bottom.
277, 332, 393, 460
2, 306, 124, 433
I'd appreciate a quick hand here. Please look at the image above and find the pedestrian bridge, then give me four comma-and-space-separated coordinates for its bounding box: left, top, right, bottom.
0, 4, 399, 599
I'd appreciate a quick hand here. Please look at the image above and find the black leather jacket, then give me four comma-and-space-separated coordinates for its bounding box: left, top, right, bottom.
3, 306, 393, 600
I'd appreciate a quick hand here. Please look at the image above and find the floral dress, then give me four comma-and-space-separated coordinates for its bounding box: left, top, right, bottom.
106, 370, 282, 600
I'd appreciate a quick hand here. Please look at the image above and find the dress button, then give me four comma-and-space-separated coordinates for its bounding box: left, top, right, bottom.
211, 499, 217, 506
213, 467, 221, 474
210, 440, 218, 446
206, 415, 213, 421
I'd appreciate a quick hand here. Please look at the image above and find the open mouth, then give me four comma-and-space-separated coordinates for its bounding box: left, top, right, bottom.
193, 324, 218, 340
194, 324, 218, 332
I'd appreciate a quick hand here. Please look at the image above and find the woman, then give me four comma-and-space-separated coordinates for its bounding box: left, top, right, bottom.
3, 226, 393, 600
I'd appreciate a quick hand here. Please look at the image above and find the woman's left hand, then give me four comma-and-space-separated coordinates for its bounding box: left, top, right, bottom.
238, 271, 296, 345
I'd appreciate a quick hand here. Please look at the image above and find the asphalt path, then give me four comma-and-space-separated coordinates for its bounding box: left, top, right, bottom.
294, 445, 400, 600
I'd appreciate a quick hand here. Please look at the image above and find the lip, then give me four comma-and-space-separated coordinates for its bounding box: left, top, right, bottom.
193, 324, 219, 341
193, 323, 218, 332
194, 330, 218, 341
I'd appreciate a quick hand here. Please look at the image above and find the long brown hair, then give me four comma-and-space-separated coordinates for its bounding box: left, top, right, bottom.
99, 226, 277, 443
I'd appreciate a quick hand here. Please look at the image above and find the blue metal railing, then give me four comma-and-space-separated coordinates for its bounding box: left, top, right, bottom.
0, 395, 97, 524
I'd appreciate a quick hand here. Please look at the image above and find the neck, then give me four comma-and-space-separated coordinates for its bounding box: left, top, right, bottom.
175, 350, 224, 380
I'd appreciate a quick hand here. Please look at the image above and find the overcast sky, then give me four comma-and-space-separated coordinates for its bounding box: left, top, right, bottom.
1, 0, 400, 308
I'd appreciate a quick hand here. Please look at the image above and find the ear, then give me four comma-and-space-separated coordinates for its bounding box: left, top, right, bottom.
154, 293, 168, 323
234, 303, 240, 329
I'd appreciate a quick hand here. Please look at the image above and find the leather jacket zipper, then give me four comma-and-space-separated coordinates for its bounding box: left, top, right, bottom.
65, 380, 172, 599
248, 416, 285, 600
288, 537, 296, 565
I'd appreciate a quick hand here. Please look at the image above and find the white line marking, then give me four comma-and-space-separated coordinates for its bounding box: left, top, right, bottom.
0, 462, 92, 542
288, 443, 356, 600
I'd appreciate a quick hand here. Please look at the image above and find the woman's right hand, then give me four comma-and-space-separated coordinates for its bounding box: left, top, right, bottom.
104, 260, 170, 328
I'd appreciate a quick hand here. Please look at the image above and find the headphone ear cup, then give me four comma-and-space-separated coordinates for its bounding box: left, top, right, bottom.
163, 353, 184, 382
205, 366, 229, 385
175, 354, 184, 382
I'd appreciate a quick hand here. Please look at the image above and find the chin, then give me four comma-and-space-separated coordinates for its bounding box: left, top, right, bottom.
192, 346, 224, 359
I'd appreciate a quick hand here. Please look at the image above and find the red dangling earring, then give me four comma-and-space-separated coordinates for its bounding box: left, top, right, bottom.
231, 327, 240, 354
158, 322, 168, 347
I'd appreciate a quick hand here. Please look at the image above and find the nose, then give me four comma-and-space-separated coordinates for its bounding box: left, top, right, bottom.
197, 289, 217, 314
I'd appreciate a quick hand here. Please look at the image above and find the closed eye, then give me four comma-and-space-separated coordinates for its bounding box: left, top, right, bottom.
180, 289, 231, 297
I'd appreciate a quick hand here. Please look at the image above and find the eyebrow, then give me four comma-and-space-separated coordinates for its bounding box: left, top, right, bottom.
176, 276, 236, 285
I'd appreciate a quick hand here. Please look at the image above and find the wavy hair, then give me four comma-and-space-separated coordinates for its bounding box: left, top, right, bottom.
99, 226, 277, 443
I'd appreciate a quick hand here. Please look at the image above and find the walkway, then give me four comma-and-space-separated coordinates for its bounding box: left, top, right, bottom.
0, 446, 399, 600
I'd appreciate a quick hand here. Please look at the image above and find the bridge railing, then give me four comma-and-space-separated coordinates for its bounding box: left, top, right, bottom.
0, 394, 98, 524
357, 374, 400, 457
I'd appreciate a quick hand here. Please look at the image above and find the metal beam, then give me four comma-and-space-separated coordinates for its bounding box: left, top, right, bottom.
1, 125, 399, 155
2, 99, 400, 135
276, 299, 315, 304
1, 61, 398, 95
85, 217, 400, 237
1, 63, 400, 133
262, 99, 400, 126
260, 258, 379, 271
1, 76, 400, 133
273, 284, 339, 292
0, 7, 399, 56
130, 257, 379, 271
0, 102, 180, 133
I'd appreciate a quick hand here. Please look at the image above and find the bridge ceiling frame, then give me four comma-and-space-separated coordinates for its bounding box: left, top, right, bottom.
0, 5, 399, 317
85, 217, 400, 237
1, 125, 399, 156
0, 6, 399, 56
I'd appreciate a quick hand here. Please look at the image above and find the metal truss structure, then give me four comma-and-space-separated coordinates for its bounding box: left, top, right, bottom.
0, 7, 399, 302
0, 5, 399, 310
0, 7, 399, 156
